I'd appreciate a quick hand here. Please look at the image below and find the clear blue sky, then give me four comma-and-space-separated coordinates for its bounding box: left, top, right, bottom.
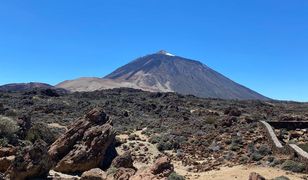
0, 0, 307, 102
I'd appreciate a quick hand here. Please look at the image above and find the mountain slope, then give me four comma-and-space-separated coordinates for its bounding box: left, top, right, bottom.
57, 51, 269, 100
0, 82, 54, 92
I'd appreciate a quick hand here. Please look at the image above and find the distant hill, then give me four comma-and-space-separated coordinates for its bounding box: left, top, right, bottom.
57, 50, 269, 100
0, 82, 54, 91
0, 82, 68, 95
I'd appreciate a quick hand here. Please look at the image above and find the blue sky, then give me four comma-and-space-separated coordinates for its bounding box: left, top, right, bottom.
0, 0, 307, 101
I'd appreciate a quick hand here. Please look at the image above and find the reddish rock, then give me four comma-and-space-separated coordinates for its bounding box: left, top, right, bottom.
48, 108, 116, 174
0, 146, 16, 157
0, 156, 14, 173
130, 156, 174, 180
150, 156, 174, 177
81, 168, 107, 180
5, 140, 52, 180
112, 168, 136, 180
249, 172, 266, 180
111, 152, 135, 169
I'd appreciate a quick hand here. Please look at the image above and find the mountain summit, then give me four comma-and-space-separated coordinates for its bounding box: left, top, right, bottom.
57, 51, 268, 100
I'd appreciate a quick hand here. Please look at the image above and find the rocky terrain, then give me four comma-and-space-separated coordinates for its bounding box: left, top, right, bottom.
0, 88, 307, 179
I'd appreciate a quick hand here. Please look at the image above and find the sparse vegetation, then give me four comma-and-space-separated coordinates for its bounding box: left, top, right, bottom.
0, 116, 19, 142
281, 160, 305, 173
168, 172, 185, 180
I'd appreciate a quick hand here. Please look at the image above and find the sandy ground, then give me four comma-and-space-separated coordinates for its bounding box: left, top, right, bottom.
48, 123, 67, 130
116, 129, 162, 169
174, 161, 307, 180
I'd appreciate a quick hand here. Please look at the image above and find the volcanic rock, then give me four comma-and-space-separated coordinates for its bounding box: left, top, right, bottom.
130, 156, 174, 180
109, 168, 136, 180
5, 140, 52, 180
111, 152, 135, 169
249, 172, 266, 180
48, 108, 116, 173
81, 168, 107, 180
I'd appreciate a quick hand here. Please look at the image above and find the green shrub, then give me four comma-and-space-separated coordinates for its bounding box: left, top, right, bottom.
149, 135, 161, 144
157, 140, 173, 151
273, 176, 290, 180
26, 122, 63, 145
0, 116, 19, 138
0, 138, 9, 146
257, 144, 271, 156
168, 172, 185, 180
281, 160, 305, 173
250, 152, 263, 161
204, 117, 216, 124
4, 109, 18, 117
298, 144, 308, 153
107, 166, 118, 176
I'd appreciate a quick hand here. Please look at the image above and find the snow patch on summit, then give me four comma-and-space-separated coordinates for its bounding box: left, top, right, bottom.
157, 50, 175, 56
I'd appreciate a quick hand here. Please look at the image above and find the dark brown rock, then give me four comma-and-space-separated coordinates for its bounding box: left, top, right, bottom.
112, 168, 136, 180
111, 152, 134, 169
0, 156, 14, 173
48, 108, 116, 173
0, 146, 16, 157
5, 140, 52, 180
150, 156, 174, 176
249, 172, 266, 180
130, 156, 174, 180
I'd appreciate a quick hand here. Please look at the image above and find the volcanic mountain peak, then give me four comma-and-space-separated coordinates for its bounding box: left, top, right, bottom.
56, 51, 269, 100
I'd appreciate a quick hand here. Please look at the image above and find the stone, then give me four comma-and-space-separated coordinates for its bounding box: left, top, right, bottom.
48, 108, 116, 174
150, 156, 174, 176
0, 146, 16, 157
110, 168, 136, 180
5, 140, 52, 180
130, 156, 174, 180
81, 168, 107, 180
248, 172, 266, 180
0, 156, 14, 173
49, 170, 80, 180
111, 152, 135, 169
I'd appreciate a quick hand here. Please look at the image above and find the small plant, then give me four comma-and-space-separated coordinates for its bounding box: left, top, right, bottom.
168, 172, 185, 180
250, 152, 263, 161
204, 116, 216, 124
0, 138, 9, 147
0, 116, 19, 139
149, 135, 161, 144
273, 176, 290, 180
257, 144, 271, 156
26, 122, 62, 145
281, 160, 305, 173
106, 166, 118, 176
298, 143, 308, 153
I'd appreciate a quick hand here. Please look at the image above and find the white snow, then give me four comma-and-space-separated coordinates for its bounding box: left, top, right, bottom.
164, 52, 175, 56
157, 50, 176, 56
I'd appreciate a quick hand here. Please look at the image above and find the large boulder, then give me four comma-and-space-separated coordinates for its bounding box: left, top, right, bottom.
48, 108, 116, 173
111, 152, 135, 169
149, 156, 174, 177
5, 140, 52, 180
0, 146, 16, 172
